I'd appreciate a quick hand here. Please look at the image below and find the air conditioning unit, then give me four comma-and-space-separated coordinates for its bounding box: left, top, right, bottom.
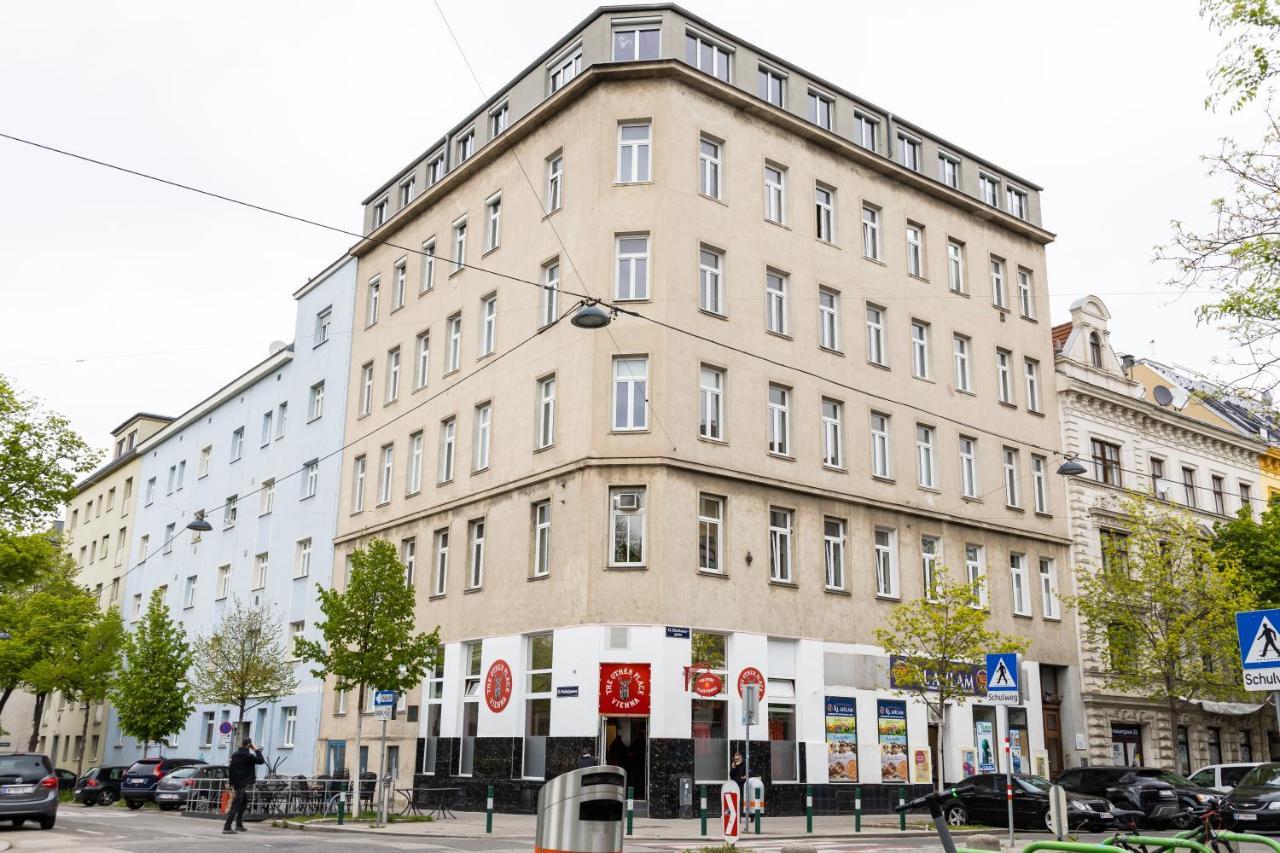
615, 491, 640, 511
1156, 486, 1170, 501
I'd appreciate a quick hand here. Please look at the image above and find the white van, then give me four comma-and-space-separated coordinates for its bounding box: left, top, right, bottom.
1188, 763, 1260, 793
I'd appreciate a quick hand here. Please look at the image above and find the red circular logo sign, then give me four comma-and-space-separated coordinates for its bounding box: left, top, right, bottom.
737, 666, 765, 699
484, 659, 513, 713
693, 671, 724, 697
599, 663, 651, 715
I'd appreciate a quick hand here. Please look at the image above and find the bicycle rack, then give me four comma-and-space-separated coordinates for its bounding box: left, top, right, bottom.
956, 843, 1127, 853
1217, 832, 1280, 853
1096, 836, 1214, 853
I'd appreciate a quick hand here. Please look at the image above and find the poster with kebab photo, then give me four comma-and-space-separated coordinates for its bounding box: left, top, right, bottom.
876, 699, 908, 783
824, 697, 858, 782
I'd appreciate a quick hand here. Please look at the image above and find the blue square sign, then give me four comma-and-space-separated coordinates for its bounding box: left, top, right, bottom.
985, 653, 1020, 705
1237, 609, 1280, 691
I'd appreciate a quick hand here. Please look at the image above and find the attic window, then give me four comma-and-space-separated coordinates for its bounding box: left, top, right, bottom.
1089, 332, 1103, 368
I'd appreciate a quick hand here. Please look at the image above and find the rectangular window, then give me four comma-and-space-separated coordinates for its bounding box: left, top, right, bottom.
1182, 467, 1198, 507
549, 49, 581, 92
315, 307, 332, 346
818, 287, 840, 350
137, 535, 149, 565
421, 239, 436, 292
824, 517, 846, 590
489, 104, 508, 137
854, 112, 878, 151
532, 501, 551, 578
1150, 456, 1167, 496
612, 356, 648, 430
871, 412, 892, 478
764, 164, 786, 224
216, 564, 231, 600
699, 136, 722, 199
479, 294, 497, 356
366, 278, 381, 327
699, 366, 724, 441
446, 314, 462, 373
875, 528, 899, 598
898, 134, 921, 171
183, 575, 197, 608
617, 123, 651, 183
966, 544, 988, 607
433, 529, 449, 596
378, 444, 394, 504
1003, 447, 1021, 507
768, 508, 793, 583
304, 381, 323, 422
281, 706, 298, 748
1040, 557, 1060, 619
1032, 455, 1048, 513
959, 436, 979, 498
938, 153, 960, 188
541, 260, 560, 328
765, 270, 788, 334
231, 427, 244, 462
252, 552, 268, 590
821, 398, 843, 468
613, 24, 660, 60
1241, 482, 1254, 517
865, 304, 886, 365
473, 403, 492, 471
698, 494, 724, 574
439, 417, 456, 482
1091, 439, 1122, 486
921, 536, 941, 600
686, 31, 731, 81
1007, 186, 1028, 220
910, 320, 930, 379
997, 349, 1014, 403
407, 432, 423, 495
276, 402, 287, 439
699, 247, 723, 315
427, 154, 444, 185
1212, 475, 1227, 514
484, 194, 501, 252
953, 335, 972, 391
861, 205, 880, 260
359, 363, 374, 416
385, 348, 401, 403
916, 425, 936, 489
808, 90, 834, 130
906, 223, 924, 277
990, 257, 1008, 309
947, 240, 965, 293
1024, 358, 1042, 412
399, 177, 415, 208
815, 183, 835, 242
456, 129, 474, 163
371, 198, 387, 228
467, 519, 485, 589
758, 65, 784, 106
1018, 268, 1035, 318
414, 331, 430, 390
1010, 554, 1030, 615
392, 260, 407, 311
615, 234, 650, 300
352, 456, 366, 511
610, 487, 646, 567
767, 384, 791, 456
260, 478, 275, 515
303, 460, 319, 499
223, 496, 238, 528
979, 173, 1000, 206
537, 375, 556, 449
546, 155, 563, 213
295, 538, 312, 579
452, 218, 467, 271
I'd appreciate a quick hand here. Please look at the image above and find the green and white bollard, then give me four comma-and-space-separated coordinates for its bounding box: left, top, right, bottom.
805, 784, 813, 833
854, 785, 861, 833
699, 785, 707, 836
898, 787, 906, 832
485, 785, 494, 833
626, 786, 634, 835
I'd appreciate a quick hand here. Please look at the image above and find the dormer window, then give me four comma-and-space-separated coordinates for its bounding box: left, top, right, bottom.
1089, 332, 1103, 368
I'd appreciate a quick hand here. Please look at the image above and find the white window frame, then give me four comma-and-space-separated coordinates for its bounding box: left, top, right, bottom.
953, 335, 972, 392
959, 436, 979, 498
861, 204, 881, 260
818, 287, 840, 351
854, 112, 878, 151
768, 507, 793, 583
484, 193, 501, 252
414, 331, 430, 390
758, 65, 784, 106
966, 544, 988, 607
921, 536, 941, 600
433, 529, 449, 596
916, 424, 937, 489
452, 217, 467, 272
392, 260, 407, 311
821, 397, 844, 469
473, 403, 492, 472
385, 347, 401, 403
1025, 358, 1042, 412
871, 412, 892, 478
352, 456, 366, 512
767, 384, 791, 456
865, 304, 886, 366
898, 133, 922, 171
1018, 268, 1035, 318
764, 163, 786, 224
533, 501, 552, 578
910, 320, 930, 379
699, 246, 724, 315
537, 375, 557, 449
906, 223, 924, 278
421, 239, 436, 293
824, 517, 846, 591
698, 493, 724, 574
541, 260, 560, 328
549, 48, 581, 93
699, 366, 724, 441
1031, 454, 1049, 514
612, 356, 648, 431
467, 519, 485, 589
378, 444, 394, 505
546, 154, 563, 213
617, 123, 651, 183
1003, 447, 1021, 508
614, 234, 650, 301
979, 173, 1001, 207
874, 528, 899, 599
1010, 553, 1031, 616
479, 294, 497, 356
997, 349, 1014, 404
938, 153, 960, 189
765, 270, 789, 335
446, 314, 462, 374
303, 460, 319, 499
1007, 186, 1029, 220
699, 136, 722, 199
947, 240, 965, 293
366, 277, 381, 327
295, 538, 312, 579
456, 129, 475, 163
815, 183, 835, 242
686, 30, 732, 81
808, 89, 834, 130
359, 363, 374, 416
990, 256, 1007, 309
609, 487, 646, 568
1039, 557, 1060, 618
407, 432, 423, 495
439, 418, 456, 483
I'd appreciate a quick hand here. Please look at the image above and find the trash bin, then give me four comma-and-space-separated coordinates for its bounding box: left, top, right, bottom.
534, 766, 626, 853
746, 777, 765, 815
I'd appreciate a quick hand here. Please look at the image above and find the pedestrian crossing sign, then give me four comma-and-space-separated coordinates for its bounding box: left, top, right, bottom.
1236, 609, 1280, 691
985, 653, 1020, 704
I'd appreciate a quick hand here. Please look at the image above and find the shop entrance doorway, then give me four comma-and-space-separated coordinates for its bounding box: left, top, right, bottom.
601, 717, 648, 802
1111, 723, 1142, 766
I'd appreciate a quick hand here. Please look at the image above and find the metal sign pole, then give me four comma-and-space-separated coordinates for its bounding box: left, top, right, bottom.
1004, 735, 1014, 847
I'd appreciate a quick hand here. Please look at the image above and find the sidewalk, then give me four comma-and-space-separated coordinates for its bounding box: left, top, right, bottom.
275, 809, 978, 842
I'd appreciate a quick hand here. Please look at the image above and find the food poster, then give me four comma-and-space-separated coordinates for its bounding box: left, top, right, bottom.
912, 747, 932, 785
876, 699, 908, 783
824, 697, 858, 782
975, 720, 996, 772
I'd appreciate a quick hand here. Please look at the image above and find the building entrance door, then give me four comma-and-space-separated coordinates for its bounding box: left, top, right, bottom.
601, 717, 648, 801
1111, 723, 1142, 766
1043, 702, 1064, 778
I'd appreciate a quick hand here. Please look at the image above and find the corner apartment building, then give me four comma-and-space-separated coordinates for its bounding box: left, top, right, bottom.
105, 257, 356, 774
1053, 296, 1273, 772
36, 413, 172, 772
319, 4, 1081, 817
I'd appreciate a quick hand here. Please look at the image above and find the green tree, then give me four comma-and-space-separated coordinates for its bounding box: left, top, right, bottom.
1202, 0, 1280, 111
1213, 500, 1280, 606
110, 589, 194, 756
874, 576, 1029, 791
190, 598, 298, 740
295, 539, 440, 808
0, 528, 66, 589
0, 375, 100, 535
1072, 497, 1255, 749
56, 607, 126, 776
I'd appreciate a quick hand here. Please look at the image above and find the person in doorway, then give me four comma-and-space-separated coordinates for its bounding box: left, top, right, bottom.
223, 737, 265, 834
730, 751, 748, 815
576, 748, 596, 769
606, 734, 626, 768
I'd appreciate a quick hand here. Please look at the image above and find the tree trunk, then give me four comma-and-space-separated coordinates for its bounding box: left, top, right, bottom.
77, 700, 91, 778
352, 684, 365, 817
0, 685, 13, 722
1167, 694, 1180, 771
26, 691, 46, 753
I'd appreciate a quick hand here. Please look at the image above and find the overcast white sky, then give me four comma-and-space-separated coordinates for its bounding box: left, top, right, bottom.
0, 0, 1266, 453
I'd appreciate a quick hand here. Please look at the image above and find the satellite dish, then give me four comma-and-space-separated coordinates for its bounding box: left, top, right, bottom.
1153, 385, 1174, 407
268, 340, 287, 355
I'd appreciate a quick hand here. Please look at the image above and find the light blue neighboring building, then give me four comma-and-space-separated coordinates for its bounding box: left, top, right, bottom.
107, 256, 356, 773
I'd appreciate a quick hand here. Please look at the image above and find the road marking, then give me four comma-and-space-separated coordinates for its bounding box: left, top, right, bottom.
75, 827, 106, 834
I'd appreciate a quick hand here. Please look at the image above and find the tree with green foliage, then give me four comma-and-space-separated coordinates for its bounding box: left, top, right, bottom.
874, 576, 1029, 791
1213, 500, 1280, 607
190, 598, 298, 741
0, 529, 66, 590
295, 539, 440, 810
1072, 497, 1255, 749
0, 375, 100, 536
56, 607, 126, 777
1202, 0, 1280, 111
110, 589, 193, 756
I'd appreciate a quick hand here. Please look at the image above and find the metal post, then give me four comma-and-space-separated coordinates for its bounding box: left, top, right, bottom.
375, 715, 389, 826
626, 785, 634, 835
485, 784, 493, 833
337, 797, 345, 826
805, 784, 813, 833
898, 787, 906, 831
1005, 736, 1015, 847
754, 810, 761, 835
854, 785, 862, 833
699, 785, 707, 836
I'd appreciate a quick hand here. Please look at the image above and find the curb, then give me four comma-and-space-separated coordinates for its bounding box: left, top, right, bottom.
0, 841, 10, 852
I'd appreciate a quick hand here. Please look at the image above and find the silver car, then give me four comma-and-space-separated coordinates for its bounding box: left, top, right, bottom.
0, 753, 59, 829
154, 765, 228, 811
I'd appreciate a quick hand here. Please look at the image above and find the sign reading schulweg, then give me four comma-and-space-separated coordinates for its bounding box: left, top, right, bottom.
985, 653, 1020, 705
1237, 609, 1280, 691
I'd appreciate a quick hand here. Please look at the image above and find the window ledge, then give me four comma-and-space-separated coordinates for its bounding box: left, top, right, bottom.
1034, 511, 1054, 520
698, 308, 729, 321
871, 474, 895, 484
961, 495, 983, 503
1028, 409, 1045, 417
1006, 504, 1026, 513
698, 569, 729, 579
699, 193, 728, 207
918, 486, 941, 494
818, 345, 845, 357
448, 267, 465, 279
769, 580, 798, 589
1012, 612, 1033, 619
609, 429, 651, 436
954, 387, 976, 397
428, 592, 447, 601
606, 564, 647, 571
914, 375, 935, 384
908, 274, 929, 284
464, 586, 483, 594
867, 360, 891, 371
825, 587, 851, 596
875, 593, 901, 602
821, 464, 848, 474
1020, 314, 1039, 323
998, 400, 1018, 409
816, 238, 840, 250
863, 256, 888, 268
1043, 615, 1063, 623
766, 329, 794, 341
438, 478, 454, 486
613, 180, 655, 188
541, 207, 563, 222
767, 452, 796, 462
528, 573, 549, 582
383, 399, 399, 408
481, 245, 500, 259
533, 443, 555, 454
764, 219, 791, 231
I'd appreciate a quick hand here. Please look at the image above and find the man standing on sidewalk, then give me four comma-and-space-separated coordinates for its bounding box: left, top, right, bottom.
223, 738, 265, 834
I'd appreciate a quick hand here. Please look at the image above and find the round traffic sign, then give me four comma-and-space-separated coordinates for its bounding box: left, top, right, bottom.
218, 721, 234, 735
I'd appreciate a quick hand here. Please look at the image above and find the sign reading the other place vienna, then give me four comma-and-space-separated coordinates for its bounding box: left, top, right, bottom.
1237, 609, 1280, 691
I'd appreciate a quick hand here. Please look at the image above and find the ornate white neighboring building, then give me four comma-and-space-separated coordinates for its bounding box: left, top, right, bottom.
1054, 295, 1274, 773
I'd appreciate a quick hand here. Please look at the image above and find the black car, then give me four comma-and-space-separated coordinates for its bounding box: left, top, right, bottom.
1056, 765, 1211, 826
939, 773, 1123, 832
154, 765, 229, 811
119, 758, 205, 809
53, 769, 77, 792
1223, 762, 1280, 832
73, 766, 128, 806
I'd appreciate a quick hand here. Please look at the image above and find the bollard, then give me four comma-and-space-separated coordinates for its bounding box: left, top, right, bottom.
754, 810, 761, 835
485, 785, 494, 833
854, 785, 861, 833
626, 786, 634, 836
898, 787, 906, 832
699, 785, 707, 836
337, 797, 345, 826
806, 784, 813, 833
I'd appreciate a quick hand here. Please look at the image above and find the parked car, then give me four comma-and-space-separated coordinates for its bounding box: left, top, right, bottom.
1189, 763, 1260, 793
940, 773, 1126, 831
120, 758, 205, 809
0, 753, 59, 830
154, 765, 229, 811
53, 769, 77, 792
73, 766, 128, 806
1055, 765, 1197, 826
1223, 762, 1280, 831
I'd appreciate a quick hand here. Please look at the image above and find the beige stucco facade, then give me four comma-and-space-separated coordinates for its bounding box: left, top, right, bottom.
37, 413, 170, 773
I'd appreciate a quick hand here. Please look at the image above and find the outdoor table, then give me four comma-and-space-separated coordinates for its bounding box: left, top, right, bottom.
412, 787, 460, 819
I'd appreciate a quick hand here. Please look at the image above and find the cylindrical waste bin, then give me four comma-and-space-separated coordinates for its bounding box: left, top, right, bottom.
747, 777, 765, 814
534, 766, 626, 853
